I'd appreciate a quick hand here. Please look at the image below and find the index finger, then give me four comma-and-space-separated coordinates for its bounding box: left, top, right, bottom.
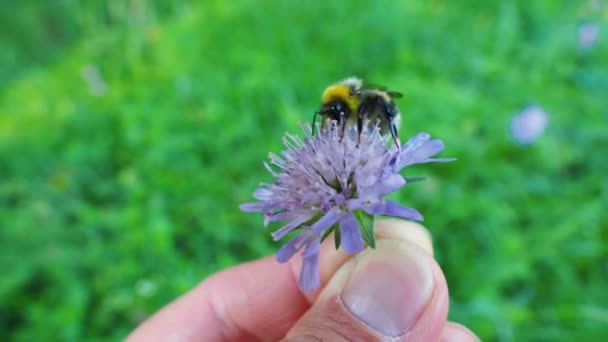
126, 255, 310, 341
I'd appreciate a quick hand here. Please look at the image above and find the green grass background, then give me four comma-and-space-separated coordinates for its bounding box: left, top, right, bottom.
1, 1, 607, 341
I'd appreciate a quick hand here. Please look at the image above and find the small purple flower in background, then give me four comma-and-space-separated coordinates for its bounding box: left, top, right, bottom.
240, 122, 454, 292
578, 22, 600, 50
81, 64, 108, 97
510, 105, 549, 145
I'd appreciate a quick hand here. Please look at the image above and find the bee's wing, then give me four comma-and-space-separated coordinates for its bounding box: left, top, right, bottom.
360, 82, 386, 91
386, 90, 403, 99
361, 83, 403, 99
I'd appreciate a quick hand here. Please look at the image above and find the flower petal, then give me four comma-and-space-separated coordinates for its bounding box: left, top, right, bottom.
361, 173, 406, 199
253, 188, 273, 200
275, 230, 315, 263
428, 157, 457, 163
275, 236, 305, 263
239, 202, 268, 212
401, 132, 431, 153
339, 213, 364, 253
310, 207, 341, 234
398, 139, 448, 168
364, 200, 424, 221
271, 212, 316, 241
301, 233, 321, 257
299, 237, 321, 292
264, 211, 299, 227
346, 198, 363, 211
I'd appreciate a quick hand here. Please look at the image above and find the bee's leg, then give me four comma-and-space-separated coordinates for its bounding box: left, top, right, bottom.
312, 111, 319, 135
356, 115, 363, 147
356, 102, 368, 148
339, 117, 347, 142
389, 121, 400, 150
379, 98, 401, 150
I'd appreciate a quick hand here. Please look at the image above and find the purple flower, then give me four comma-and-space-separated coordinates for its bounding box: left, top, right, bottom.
578, 22, 600, 50
241, 122, 454, 292
510, 105, 549, 145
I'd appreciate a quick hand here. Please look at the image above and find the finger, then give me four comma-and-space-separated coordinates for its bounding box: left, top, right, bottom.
285, 238, 449, 341
441, 322, 480, 342
292, 219, 434, 303
126, 256, 309, 341
375, 218, 433, 255
126, 219, 434, 341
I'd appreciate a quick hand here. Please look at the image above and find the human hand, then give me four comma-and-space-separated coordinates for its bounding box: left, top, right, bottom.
126, 219, 479, 341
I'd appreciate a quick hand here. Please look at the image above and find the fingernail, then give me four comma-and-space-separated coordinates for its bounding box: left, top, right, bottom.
341, 250, 433, 337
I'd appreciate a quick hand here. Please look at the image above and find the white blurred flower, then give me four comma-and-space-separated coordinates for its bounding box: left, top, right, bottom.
81, 64, 108, 96
510, 105, 549, 145
578, 22, 600, 50
136, 279, 157, 297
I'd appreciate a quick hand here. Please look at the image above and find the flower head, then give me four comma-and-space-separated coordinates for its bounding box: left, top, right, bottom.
578, 22, 600, 50
241, 121, 453, 292
510, 105, 549, 145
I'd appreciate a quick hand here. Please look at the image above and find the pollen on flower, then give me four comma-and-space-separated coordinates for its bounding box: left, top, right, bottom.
240, 120, 454, 292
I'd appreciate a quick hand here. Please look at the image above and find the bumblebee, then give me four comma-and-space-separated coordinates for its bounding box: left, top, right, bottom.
314, 77, 403, 148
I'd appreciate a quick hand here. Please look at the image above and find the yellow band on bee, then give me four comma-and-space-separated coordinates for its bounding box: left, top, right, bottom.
321, 84, 361, 114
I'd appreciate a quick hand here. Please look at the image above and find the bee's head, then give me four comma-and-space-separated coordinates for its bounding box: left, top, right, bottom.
320, 82, 357, 122
314, 80, 361, 132
320, 99, 350, 121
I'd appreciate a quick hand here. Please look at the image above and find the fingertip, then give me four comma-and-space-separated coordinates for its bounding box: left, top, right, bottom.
292, 218, 435, 304
441, 322, 481, 342
375, 218, 434, 255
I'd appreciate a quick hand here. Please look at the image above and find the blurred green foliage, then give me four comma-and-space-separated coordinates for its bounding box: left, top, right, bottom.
1, 0, 607, 341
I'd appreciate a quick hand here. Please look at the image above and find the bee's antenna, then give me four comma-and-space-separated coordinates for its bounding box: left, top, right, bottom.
312, 111, 319, 135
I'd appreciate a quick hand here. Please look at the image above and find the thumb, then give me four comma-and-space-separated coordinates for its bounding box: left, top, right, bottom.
284, 239, 449, 341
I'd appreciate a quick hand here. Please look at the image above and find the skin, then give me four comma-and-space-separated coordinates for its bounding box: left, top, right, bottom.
126, 220, 480, 341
